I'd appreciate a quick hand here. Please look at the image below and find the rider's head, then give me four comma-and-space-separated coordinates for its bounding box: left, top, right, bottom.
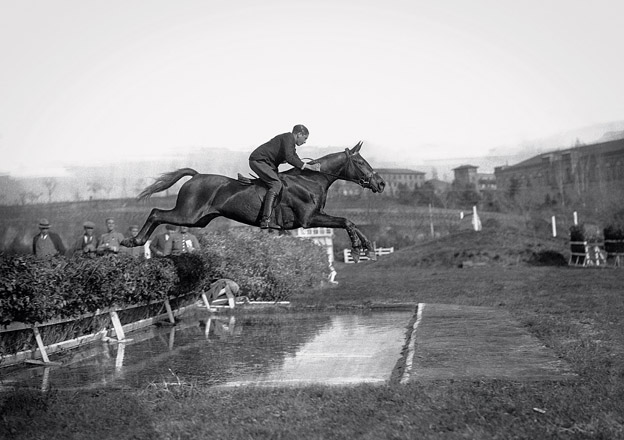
292, 124, 309, 146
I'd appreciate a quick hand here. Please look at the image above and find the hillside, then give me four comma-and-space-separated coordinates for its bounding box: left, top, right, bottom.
376, 227, 569, 268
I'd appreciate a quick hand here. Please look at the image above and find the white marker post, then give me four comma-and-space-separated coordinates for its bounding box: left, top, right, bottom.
472, 206, 482, 231
573, 211, 578, 226
551, 216, 557, 237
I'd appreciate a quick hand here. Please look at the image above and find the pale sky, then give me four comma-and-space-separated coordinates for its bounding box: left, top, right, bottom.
1, 0, 623, 176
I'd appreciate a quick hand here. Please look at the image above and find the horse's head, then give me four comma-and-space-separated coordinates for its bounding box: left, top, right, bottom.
343, 141, 385, 193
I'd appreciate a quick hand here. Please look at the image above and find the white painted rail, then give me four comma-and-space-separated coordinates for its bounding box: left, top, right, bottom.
343, 246, 394, 263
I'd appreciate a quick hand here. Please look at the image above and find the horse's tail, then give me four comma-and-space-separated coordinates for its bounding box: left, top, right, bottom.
137, 168, 198, 201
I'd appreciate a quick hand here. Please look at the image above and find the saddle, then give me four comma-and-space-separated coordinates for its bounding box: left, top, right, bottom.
236, 173, 256, 185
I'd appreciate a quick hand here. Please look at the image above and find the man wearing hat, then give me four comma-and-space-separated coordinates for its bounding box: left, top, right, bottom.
96, 218, 125, 255
32, 218, 66, 258
149, 224, 177, 257
71, 221, 97, 256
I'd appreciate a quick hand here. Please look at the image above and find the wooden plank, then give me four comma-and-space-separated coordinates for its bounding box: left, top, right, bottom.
1, 294, 193, 333
0, 300, 198, 367
108, 311, 129, 342
164, 299, 176, 324
32, 326, 50, 363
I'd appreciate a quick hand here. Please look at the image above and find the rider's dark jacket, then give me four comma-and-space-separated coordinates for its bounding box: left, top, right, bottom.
249, 132, 305, 170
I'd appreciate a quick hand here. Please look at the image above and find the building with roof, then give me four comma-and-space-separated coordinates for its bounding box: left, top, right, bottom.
477, 173, 496, 190
375, 168, 426, 197
452, 165, 479, 189
494, 138, 624, 206
328, 167, 427, 198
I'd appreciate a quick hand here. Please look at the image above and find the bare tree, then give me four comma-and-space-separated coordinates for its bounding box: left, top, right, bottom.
42, 177, 58, 203
18, 191, 42, 205
87, 181, 104, 200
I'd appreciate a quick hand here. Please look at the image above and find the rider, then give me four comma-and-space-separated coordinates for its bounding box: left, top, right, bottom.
249, 124, 321, 228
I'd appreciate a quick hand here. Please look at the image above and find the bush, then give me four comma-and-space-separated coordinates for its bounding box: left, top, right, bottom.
604, 225, 624, 240
569, 225, 585, 242
197, 229, 328, 301
0, 230, 329, 325
0, 254, 179, 326
604, 225, 624, 253
528, 250, 568, 266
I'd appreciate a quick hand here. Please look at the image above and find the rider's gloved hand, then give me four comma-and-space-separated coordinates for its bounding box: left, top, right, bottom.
303, 163, 321, 172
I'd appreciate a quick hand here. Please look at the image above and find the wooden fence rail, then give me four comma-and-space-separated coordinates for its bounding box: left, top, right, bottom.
343, 246, 394, 263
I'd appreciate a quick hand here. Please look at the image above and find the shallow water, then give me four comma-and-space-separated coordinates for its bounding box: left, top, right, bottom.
0, 309, 413, 391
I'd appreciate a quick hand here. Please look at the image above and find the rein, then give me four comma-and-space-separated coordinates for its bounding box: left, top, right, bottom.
304, 149, 373, 187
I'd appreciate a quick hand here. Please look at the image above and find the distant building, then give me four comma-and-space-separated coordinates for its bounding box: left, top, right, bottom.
494, 138, 624, 206
477, 173, 496, 190
452, 165, 479, 189
375, 168, 426, 197
330, 167, 426, 198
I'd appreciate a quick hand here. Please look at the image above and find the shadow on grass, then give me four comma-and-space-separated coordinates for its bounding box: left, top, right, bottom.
0, 387, 158, 440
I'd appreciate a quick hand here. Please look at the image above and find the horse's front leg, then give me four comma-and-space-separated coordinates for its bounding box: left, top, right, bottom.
304, 213, 373, 263
353, 228, 376, 261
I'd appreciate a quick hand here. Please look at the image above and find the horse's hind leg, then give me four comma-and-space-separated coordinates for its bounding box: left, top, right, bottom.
129, 207, 169, 246
126, 206, 215, 247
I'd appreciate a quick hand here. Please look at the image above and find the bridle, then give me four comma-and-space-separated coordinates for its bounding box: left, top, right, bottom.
305, 149, 374, 188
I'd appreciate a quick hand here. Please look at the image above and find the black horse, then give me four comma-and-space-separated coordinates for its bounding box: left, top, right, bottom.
122, 142, 385, 259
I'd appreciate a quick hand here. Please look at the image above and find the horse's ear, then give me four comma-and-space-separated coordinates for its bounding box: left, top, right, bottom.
351, 141, 362, 154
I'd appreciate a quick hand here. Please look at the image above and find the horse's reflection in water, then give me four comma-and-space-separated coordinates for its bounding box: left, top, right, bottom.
122, 142, 385, 261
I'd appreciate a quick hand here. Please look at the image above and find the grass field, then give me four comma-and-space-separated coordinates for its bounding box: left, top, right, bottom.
1, 231, 623, 439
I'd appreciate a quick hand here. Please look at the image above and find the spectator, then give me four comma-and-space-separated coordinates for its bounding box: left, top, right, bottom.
32, 218, 66, 258
149, 224, 176, 257
121, 224, 145, 258
72, 221, 97, 256
171, 226, 200, 255
96, 218, 125, 254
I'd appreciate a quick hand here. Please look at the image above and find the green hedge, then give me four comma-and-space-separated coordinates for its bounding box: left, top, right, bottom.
0, 230, 328, 326
0, 254, 179, 326
198, 229, 329, 301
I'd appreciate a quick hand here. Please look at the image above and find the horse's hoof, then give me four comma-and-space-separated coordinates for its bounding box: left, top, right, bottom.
120, 238, 135, 248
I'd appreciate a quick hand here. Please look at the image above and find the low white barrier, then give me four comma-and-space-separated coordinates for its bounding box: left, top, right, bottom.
343, 246, 394, 263
0, 296, 194, 368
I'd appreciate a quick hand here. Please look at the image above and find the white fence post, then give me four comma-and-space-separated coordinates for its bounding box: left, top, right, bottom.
472, 206, 482, 231
552, 216, 557, 237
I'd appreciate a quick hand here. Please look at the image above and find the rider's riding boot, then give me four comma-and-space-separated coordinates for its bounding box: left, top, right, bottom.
260, 190, 277, 229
